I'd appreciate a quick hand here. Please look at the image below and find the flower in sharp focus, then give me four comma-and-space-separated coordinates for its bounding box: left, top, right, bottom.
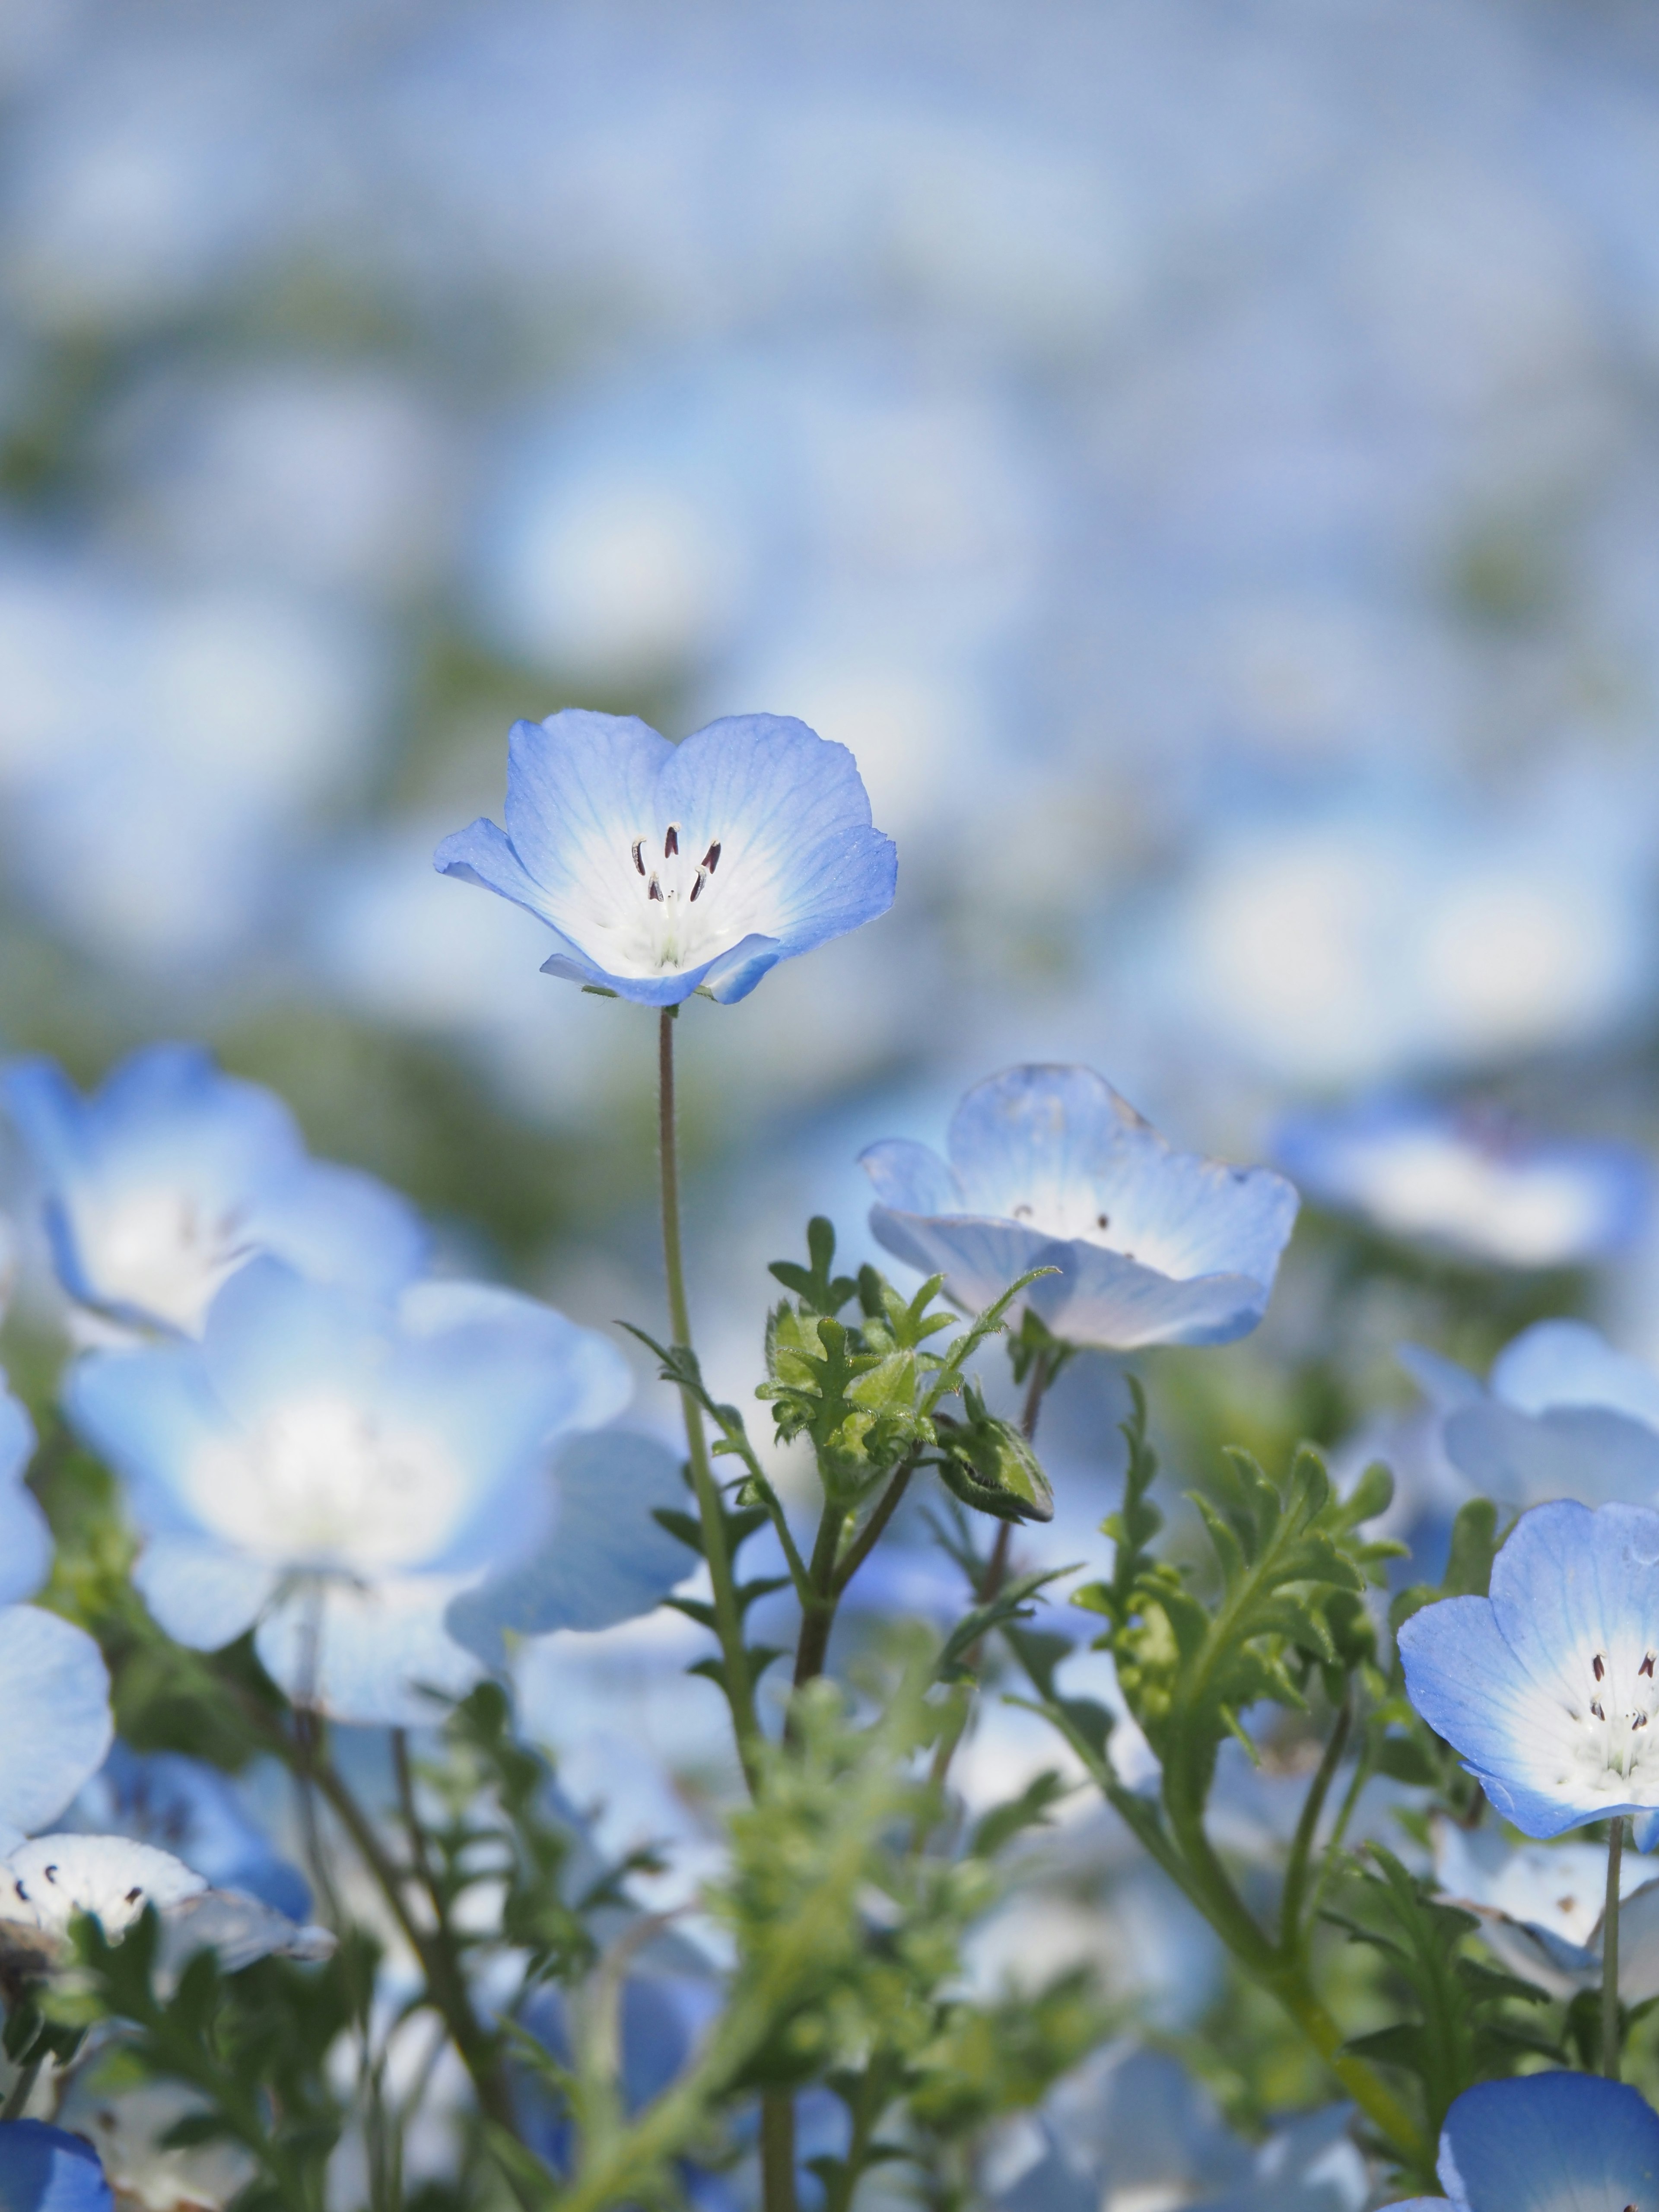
860, 1065, 1298, 1350
0, 1607, 113, 1856
65, 1259, 684, 1726
1398, 1500, 1659, 1845
1402, 1319, 1659, 1510
3, 1045, 428, 1338
434, 709, 896, 1004
1272, 1094, 1653, 1270
1429, 1815, 1659, 2002
1382, 2073, 1659, 2210
0, 2120, 113, 2212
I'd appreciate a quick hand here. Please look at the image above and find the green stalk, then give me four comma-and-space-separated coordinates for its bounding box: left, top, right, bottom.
658, 1006, 762, 1783
1277, 1695, 1352, 1955
1605, 1816, 1625, 2079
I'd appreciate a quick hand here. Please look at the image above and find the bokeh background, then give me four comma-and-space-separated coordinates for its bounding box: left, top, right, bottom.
6, 0, 1659, 2083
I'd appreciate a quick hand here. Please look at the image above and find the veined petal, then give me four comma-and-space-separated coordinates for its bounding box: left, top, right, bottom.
1444, 1400, 1659, 1509
254, 1577, 483, 1727
1487, 1500, 1659, 1713
133, 1538, 278, 1650
0, 1607, 113, 1844
866, 1210, 1056, 1322
1434, 2073, 1659, 2210
858, 1139, 959, 1218
1039, 1245, 1276, 1350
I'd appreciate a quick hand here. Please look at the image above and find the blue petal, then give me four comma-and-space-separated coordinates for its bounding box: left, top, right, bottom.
858, 1139, 959, 1218
447, 1429, 686, 1662
66, 1348, 235, 1536
1036, 1242, 1278, 1350
0, 2120, 113, 2212
502, 712, 673, 892
1434, 2073, 1659, 2211
133, 1538, 278, 1649
1444, 1401, 1659, 1509
0, 1606, 113, 1847
1488, 1500, 1659, 1711
698, 931, 784, 1004
76, 1743, 311, 1920
865, 1209, 1055, 1322
1492, 1319, 1659, 1427
254, 1578, 483, 1726
0, 1389, 48, 1606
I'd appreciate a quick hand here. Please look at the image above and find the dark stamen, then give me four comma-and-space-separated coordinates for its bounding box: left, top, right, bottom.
124, 1885, 143, 1904
702, 840, 721, 874
1595, 1654, 1606, 1681
690, 870, 706, 903
1592, 1700, 1607, 1721
664, 825, 679, 857
1637, 1714, 1649, 1732
1643, 1655, 1655, 1679
648, 876, 663, 903
1096, 1214, 1109, 1230
631, 839, 646, 876
43, 1866, 57, 1883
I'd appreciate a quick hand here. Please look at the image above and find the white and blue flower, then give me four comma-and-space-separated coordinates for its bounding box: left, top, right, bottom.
860, 1065, 1298, 1350
1403, 1319, 1659, 1511
72, 1744, 310, 1922
434, 709, 896, 1005
0, 2120, 114, 2212
1399, 1500, 1659, 1845
0, 1608, 114, 1856
65, 1260, 683, 1726
1430, 1815, 1659, 2002
4, 1045, 428, 1338
1384, 2072, 1659, 2210
1273, 1095, 1653, 1270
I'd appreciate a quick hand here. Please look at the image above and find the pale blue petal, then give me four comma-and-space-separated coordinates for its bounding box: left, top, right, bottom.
75, 1743, 310, 1920
502, 712, 674, 896
1487, 1501, 1659, 1711
698, 931, 784, 1004
434, 814, 563, 919
866, 1208, 1055, 1321
1396, 1343, 1484, 1411
1635, 1808, 1659, 1853
133, 1538, 278, 1649
1492, 1319, 1659, 1427
0, 2120, 113, 2212
0, 1387, 48, 1605
66, 1344, 238, 1535
196, 1256, 389, 1418
1042, 1244, 1278, 1350
858, 1139, 958, 1217
447, 1430, 686, 1662
0, 1606, 113, 1840
254, 1579, 483, 1727
2, 1058, 94, 1189
248, 1159, 429, 1302
947, 1066, 1140, 1219
1444, 1401, 1659, 1509
1434, 2074, 1659, 2211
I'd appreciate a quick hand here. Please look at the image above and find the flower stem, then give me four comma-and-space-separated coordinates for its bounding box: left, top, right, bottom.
658, 1006, 762, 1786
1605, 1816, 1625, 2079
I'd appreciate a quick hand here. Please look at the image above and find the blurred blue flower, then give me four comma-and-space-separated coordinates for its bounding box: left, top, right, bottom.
0, 1385, 50, 1608
435, 709, 896, 1006
1383, 2073, 1659, 2210
5, 1045, 428, 1338
860, 1065, 1298, 1349
64, 1260, 677, 1726
1398, 1500, 1659, 1845
1430, 1816, 1659, 2003
0, 2120, 112, 2212
72, 1743, 309, 1921
0, 1607, 113, 1854
1273, 1096, 1653, 1270
1403, 1320, 1659, 1510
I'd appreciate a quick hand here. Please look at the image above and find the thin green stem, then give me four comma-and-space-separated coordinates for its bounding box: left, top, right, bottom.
832, 1460, 915, 1598
658, 1006, 762, 1784
793, 1501, 846, 1689
760, 2094, 799, 2212
1278, 1696, 1352, 1958
1605, 1816, 1625, 2080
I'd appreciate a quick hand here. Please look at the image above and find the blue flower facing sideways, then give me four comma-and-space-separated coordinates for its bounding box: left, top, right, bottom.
861, 1065, 1299, 1350
435, 709, 896, 1004
1384, 2072, 1659, 2209
66, 1259, 686, 1726
3, 1044, 427, 1337
1399, 1500, 1659, 1848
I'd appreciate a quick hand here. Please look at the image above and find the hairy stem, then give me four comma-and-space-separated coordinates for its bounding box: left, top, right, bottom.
1605, 1816, 1625, 2080
658, 1006, 762, 1783
833, 1460, 915, 1597
1277, 1696, 1352, 1958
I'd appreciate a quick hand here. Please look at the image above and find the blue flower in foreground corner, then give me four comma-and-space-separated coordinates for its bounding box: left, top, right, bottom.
861, 1066, 1299, 1349
4, 1044, 428, 1336
1384, 2072, 1659, 2209
1273, 1095, 1653, 1271
0, 1605, 112, 1855
66, 1259, 686, 1726
434, 709, 896, 1004
1399, 1500, 1659, 1847
0, 2119, 113, 2212
1402, 1320, 1659, 1511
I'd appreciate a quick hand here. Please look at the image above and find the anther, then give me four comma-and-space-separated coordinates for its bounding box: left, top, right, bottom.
690, 869, 706, 903
1096, 1214, 1110, 1230
702, 840, 721, 874
1592, 1700, 1606, 1721
1013, 1203, 1033, 1220
43, 1866, 57, 1883
664, 825, 679, 858
1636, 1714, 1649, 1732
1595, 1654, 1606, 1681
648, 876, 664, 903
631, 839, 646, 876
1642, 1654, 1655, 1678
124, 1885, 142, 1904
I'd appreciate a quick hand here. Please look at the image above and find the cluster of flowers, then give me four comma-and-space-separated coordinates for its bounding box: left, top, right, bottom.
2, 709, 1658, 2210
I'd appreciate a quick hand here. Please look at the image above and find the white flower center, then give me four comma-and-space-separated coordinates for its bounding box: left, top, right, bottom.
187, 1395, 467, 1572
76, 1183, 255, 1332
566, 820, 777, 977
1567, 1644, 1659, 1795
1001, 1190, 1188, 1276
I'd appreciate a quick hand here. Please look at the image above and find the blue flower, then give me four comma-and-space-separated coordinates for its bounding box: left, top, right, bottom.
1382, 2072, 1659, 2209
1398, 1500, 1659, 1845
434, 709, 896, 1005
1272, 1095, 1653, 1270
0, 1387, 51, 1608
1404, 1320, 1659, 1510
0, 2120, 113, 2212
1430, 1815, 1659, 2002
0, 1608, 113, 1854
4, 1045, 428, 1337
65, 1259, 679, 1726
860, 1066, 1298, 1350
72, 1744, 310, 1921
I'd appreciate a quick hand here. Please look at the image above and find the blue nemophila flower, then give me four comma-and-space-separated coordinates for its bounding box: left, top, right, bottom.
1273, 1095, 1653, 1270
65, 1259, 679, 1726
1430, 1815, 1659, 2002
0, 1607, 113, 1855
1383, 2072, 1659, 2210
1404, 1320, 1659, 1511
434, 709, 896, 1004
1399, 1500, 1659, 1845
4, 1045, 427, 1337
0, 2119, 113, 2212
861, 1065, 1298, 1350
73, 1744, 310, 1921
